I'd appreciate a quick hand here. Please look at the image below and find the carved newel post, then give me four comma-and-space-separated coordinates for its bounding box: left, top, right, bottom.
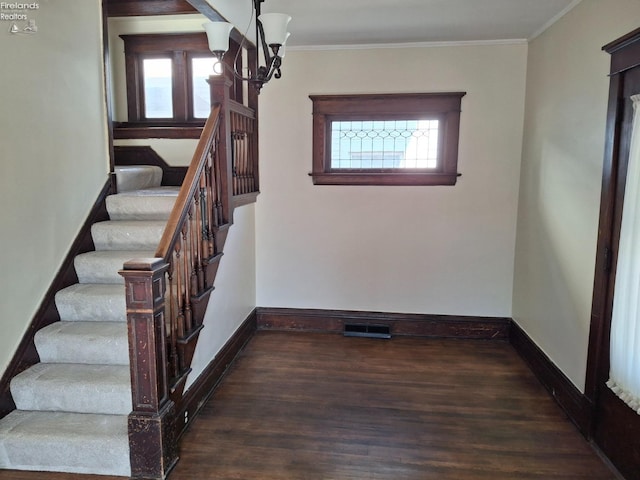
120, 258, 178, 479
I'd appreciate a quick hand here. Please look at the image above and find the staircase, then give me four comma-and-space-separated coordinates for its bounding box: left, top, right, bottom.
0, 166, 178, 476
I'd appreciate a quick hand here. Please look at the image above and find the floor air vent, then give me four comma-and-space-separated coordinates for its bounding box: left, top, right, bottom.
343, 323, 391, 339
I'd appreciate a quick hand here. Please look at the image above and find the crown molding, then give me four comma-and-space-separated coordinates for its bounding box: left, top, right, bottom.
528, 0, 583, 41
288, 38, 528, 52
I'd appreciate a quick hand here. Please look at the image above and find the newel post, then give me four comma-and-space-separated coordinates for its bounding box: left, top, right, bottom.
208, 70, 234, 223
120, 258, 178, 480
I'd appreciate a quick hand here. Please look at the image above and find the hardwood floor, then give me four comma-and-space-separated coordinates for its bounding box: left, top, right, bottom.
0, 332, 618, 480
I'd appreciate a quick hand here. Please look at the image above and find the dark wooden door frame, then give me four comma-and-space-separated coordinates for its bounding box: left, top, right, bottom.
585, 27, 640, 480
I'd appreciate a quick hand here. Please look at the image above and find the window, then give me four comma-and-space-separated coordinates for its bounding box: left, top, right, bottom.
309, 93, 466, 186
117, 33, 224, 138
142, 57, 173, 118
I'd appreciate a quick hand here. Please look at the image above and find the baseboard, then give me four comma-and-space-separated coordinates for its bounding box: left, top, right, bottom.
509, 322, 592, 436
176, 309, 257, 438
0, 179, 114, 420
256, 307, 511, 340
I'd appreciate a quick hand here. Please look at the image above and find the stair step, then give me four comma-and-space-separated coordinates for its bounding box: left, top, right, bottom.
11, 363, 132, 415
35, 322, 128, 365
106, 187, 180, 221
115, 165, 162, 193
55, 283, 126, 322
0, 410, 130, 476
91, 220, 166, 251
74, 250, 156, 284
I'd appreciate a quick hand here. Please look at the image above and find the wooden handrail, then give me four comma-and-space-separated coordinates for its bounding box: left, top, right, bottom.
156, 104, 222, 260
227, 99, 255, 119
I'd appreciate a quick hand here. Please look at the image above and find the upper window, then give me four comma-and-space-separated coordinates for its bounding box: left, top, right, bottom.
309, 93, 466, 186
120, 33, 221, 127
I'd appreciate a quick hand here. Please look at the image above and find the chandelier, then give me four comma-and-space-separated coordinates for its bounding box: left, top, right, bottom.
203, 0, 291, 92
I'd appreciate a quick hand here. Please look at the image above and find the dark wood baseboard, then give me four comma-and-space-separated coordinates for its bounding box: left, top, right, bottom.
114, 146, 188, 187
0, 179, 114, 420
176, 309, 257, 438
256, 307, 511, 340
509, 322, 592, 436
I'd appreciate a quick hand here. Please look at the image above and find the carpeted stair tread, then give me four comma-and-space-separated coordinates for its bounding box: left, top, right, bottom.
35, 322, 128, 365
106, 187, 180, 221
55, 283, 126, 322
11, 363, 132, 415
91, 220, 167, 251
74, 250, 156, 284
114, 165, 162, 193
0, 410, 130, 476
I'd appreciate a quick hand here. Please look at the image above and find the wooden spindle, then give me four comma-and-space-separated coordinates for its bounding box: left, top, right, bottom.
181, 223, 192, 333
174, 241, 185, 339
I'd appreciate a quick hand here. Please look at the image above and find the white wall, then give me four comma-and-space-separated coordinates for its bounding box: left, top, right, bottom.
186, 204, 256, 389
0, 0, 109, 372
512, 0, 640, 391
256, 43, 527, 316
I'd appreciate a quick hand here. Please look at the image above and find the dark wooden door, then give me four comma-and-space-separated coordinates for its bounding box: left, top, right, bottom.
587, 28, 640, 480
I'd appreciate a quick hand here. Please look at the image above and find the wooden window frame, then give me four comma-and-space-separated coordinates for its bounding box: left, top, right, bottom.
309, 92, 466, 186
116, 32, 243, 139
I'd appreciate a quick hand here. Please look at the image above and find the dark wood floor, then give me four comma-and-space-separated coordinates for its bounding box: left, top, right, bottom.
0, 332, 618, 480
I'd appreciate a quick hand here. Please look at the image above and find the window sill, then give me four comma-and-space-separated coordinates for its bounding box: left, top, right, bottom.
114, 123, 204, 140
309, 172, 460, 186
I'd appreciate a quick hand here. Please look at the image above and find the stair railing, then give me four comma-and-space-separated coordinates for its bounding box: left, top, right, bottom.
119, 104, 224, 480
208, 70, 260, 204
119, 67, 260, 480
230, 102, 258, 195
156, 103, 227, 391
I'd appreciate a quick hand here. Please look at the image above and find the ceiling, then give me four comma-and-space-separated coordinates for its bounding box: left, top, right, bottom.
257, 0, 580, 47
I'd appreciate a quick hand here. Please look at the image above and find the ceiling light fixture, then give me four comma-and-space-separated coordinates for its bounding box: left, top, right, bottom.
203, 0, 291, 93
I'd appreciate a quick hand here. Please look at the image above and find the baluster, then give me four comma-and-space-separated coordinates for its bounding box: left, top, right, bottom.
204, 161, 215, 257
238, 119, 245, 195
209, 145, 220, 228
194, 183, 205, 292
234, 114, 241, 195
174, 240, 185, 341
244, 116, 250, 194
182, 223, 193, 333
166, 261, 179, 380
214, 139, 225, 226
232, 113, 239, 195
229, 112, 240, 195
232, 137, 238, 195
242, 116, 248, 193
188, 202, 199, 296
